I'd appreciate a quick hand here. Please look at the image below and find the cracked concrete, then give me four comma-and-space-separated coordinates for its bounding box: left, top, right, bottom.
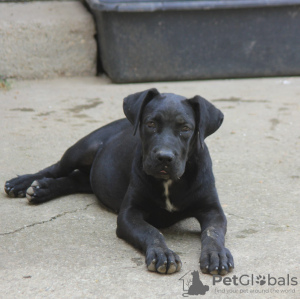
0, 202, 96, 236
0, 76, 299, 298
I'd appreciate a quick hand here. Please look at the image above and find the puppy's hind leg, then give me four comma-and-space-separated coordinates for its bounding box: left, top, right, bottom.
26, 170, 92, 204
4, 124, 111, 200
4, 162, 66, 198
4, 127, 105, 199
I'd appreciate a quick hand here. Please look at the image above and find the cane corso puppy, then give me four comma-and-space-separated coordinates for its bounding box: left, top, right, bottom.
5, 88, 234, 275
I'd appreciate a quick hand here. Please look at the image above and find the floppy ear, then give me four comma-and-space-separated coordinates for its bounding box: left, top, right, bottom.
188, 95, 224, 150
123, 88, 160, 135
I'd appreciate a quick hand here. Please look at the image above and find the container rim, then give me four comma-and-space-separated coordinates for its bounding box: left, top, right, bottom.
86, 0, 300, 12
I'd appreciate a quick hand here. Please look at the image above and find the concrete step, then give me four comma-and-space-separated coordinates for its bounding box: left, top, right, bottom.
0, 1, 97, 79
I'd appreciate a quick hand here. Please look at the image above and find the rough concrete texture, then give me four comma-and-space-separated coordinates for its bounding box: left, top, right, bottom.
0, 76, 299, 298
0, 2, 97, 79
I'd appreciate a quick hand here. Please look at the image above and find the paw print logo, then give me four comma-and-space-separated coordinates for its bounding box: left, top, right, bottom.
256, 275, 266, 285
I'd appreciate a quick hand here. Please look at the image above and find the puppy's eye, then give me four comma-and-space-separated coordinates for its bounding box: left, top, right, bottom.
181, 126, 191, 132
146, 121, 156, 128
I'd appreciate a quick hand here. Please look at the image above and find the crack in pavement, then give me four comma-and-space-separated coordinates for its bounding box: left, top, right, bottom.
0, 202, 96, 236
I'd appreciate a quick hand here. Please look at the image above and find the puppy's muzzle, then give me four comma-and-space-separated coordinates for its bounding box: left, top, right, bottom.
155, 150, 175, 164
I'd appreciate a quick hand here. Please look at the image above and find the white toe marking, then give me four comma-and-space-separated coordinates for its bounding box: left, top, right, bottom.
27, 187, 34, 195
163, 180, 178, 212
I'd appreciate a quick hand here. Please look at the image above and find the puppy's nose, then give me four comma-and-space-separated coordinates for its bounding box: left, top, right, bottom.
156, 150, 175, 164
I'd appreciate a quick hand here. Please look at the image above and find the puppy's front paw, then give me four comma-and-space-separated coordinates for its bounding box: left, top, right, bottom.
200, 247, 234, 276
146, 247, 182, 274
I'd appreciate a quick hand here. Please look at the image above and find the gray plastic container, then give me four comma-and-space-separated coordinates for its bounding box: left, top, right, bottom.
86, 0, 300, 83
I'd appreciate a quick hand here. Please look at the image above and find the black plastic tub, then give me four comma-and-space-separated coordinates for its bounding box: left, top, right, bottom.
86, 0, 300, 83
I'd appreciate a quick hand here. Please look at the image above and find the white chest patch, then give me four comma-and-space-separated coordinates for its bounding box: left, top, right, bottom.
163, 180, 178, 212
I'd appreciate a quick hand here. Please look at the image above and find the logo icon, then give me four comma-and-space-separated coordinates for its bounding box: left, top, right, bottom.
179, 270, 209, 296
256, 275, 266, 285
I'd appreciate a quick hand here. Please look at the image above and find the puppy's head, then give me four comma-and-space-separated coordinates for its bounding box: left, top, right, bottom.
123, 89, 223, 180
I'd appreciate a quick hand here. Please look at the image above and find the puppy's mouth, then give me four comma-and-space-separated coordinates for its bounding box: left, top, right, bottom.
157, 169, 167, 177
156, 166, 172, 179
143, 159, 183, 180
145, 165, 171, 180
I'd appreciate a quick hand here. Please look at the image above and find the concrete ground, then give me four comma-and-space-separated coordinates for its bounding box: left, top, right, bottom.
0, 1, 96, 79
0, 76, 299, 298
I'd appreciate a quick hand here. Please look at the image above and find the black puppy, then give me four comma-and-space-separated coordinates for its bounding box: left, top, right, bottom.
5, 88, 234, 275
